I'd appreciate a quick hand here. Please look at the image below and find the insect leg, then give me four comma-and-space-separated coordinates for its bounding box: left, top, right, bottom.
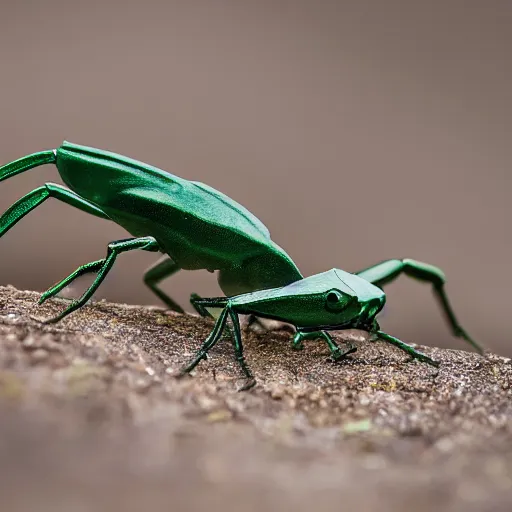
227, 308, 256, 389
190, 293, 213, 317
190, 293, 230, 320
39, 260, 104, 305
375, 331, 440, 367
178, 304, 230, 375
356, 259, 483, 354
293, 330, 356, 360
190, 293, 237, 349
42, 236, 159, 323
0, 183, 110, 239
143, 257, 184, 313
0, 150, 56, 183
183, 300, 255, 388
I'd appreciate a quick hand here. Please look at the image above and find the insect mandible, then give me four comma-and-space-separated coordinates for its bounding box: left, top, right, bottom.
0, 142, 483, 389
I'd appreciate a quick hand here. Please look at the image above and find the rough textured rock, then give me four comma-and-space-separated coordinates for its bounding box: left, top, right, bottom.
0, 285, 511, 512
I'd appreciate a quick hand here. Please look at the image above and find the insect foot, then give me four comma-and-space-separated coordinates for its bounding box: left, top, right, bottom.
238, 378, 257, 392
329, 343, 357, 362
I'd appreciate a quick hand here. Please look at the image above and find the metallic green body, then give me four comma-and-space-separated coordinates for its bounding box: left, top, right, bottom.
56, 142, 303, 296
0, 142, 483, 389
228, 269, 385, 330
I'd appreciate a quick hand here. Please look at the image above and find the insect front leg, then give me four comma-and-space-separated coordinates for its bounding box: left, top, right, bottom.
180, 299, 255, 389
375, 331, 440, 368
190, 293, 217, 318
41, 236, 160, 323
193, 295, 274, 345
190, 292, 233, 342
356, 258, 483, 354
227, 308, 256, 390
178, 302, 230, 374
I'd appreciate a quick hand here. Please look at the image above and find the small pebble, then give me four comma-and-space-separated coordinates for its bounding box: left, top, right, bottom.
31, 349, 49, 363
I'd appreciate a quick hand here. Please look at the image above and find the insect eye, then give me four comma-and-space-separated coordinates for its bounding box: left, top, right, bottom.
325, 290, 345, 312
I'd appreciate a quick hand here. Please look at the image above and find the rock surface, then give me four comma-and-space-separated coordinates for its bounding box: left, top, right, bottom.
0, 285, 511, 512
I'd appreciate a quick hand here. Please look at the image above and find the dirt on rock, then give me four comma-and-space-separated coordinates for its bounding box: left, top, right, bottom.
0, 285, 511, 512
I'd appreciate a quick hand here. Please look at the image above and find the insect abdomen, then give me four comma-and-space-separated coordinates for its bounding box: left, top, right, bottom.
55, 142, 280, 270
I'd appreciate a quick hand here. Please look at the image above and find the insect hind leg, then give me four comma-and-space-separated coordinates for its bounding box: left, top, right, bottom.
42, 236, 160, 323
0, 183, 110, 239
39, 259, 104, 305
0, 149, 55, 183
144, 256, 184, 313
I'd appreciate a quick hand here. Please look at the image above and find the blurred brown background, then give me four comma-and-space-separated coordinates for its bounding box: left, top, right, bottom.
0, 0, 510, 354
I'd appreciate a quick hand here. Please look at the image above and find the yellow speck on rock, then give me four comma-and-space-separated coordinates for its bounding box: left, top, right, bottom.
207, 409, 233, 423
0, 371, 24, 400
342, 418, 372, 434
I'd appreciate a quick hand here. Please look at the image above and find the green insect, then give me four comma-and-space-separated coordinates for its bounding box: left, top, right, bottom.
0, 142, 483, 389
